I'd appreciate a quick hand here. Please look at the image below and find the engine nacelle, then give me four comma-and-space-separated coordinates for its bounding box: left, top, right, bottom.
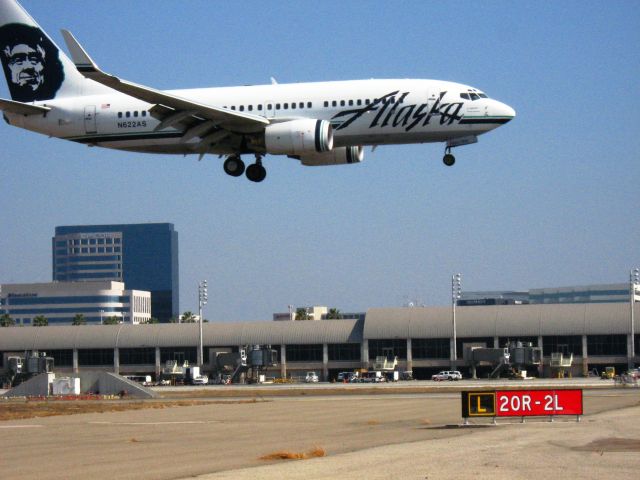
264, 119, 333, 155
297, 146, 364, 166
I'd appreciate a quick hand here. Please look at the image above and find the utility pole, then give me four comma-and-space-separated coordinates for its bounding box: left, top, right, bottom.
452, 273, 462, 370
630, 268, 639, 370
198, 280, 208, 367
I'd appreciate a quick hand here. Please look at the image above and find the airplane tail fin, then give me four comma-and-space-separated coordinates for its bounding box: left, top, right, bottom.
0, 0, 105, 102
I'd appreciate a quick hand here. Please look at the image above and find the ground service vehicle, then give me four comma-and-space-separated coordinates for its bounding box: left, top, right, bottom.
305, 371, 319, 383
601, 367, 615, 379
431, 371, 462, 381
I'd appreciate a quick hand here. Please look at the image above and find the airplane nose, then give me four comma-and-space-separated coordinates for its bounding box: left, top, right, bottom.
494, 100, 516, 123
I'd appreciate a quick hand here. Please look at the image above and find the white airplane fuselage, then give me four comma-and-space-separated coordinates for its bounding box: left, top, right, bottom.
6, 78, 513, 156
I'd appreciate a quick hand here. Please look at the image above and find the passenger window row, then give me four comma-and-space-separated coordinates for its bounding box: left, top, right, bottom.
117, 111, 148, 119
223, 102, 314, 112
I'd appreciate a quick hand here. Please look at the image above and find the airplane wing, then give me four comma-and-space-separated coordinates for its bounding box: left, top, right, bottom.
0, 98, 51, 116
60, 30, 269, 135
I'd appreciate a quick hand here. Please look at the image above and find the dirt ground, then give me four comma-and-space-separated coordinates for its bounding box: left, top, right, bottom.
0, 388, 638, 479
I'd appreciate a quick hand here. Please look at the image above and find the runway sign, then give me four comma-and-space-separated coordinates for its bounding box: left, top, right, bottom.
462, 389, 583, 418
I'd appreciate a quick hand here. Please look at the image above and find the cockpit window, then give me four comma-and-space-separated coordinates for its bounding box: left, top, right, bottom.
461, 90, 489, 101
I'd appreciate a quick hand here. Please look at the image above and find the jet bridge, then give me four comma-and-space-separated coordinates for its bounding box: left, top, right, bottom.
466, 342, 542, 379
212, 345, 277, 384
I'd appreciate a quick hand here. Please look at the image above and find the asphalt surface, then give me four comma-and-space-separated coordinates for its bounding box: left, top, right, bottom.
0, 381, 638, 479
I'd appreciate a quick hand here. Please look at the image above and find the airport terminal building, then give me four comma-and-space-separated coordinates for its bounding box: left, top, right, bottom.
0, 303, 637, 380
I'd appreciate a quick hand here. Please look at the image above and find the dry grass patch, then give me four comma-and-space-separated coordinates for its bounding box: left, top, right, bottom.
260, 446, 326, 461
0, 399, 211, 422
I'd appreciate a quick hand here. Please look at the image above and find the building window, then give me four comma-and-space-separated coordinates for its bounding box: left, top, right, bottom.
286, 344, 322, 362
78, 348, 114, 366
368, 339, 407, 360
587, 335, 627, 356
498, 337, 539, 348
120, 347, 155, 365
328, 343, 360, 361
542, 335, 582, 356
412, 338, 450, 359
160, 347, 197, 364
48, 349, 73, 367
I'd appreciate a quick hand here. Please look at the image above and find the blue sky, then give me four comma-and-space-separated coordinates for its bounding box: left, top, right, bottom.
1, 1, 638, 320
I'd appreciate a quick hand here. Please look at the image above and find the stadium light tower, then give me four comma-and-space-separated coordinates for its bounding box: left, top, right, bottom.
198, 280, 208, 367
452, 273, 462, 369
630, 268, 639, 369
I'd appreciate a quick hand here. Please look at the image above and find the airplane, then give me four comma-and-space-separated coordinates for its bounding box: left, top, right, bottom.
0, 0, 515, 183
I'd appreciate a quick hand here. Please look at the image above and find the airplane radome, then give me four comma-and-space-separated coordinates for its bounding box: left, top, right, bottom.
0, 0, 515, 183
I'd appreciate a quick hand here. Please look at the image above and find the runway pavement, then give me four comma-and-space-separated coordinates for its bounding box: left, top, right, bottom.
0, 382, 637, 479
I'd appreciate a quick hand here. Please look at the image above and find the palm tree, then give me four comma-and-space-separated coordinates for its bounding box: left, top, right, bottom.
103, 316, 121, 325
326, 308, 343, 320
181, 311, 196, 323
32, 315, 48, 326
72, 313, 86, 325
295, 308, 311, 320
0, 313, 15, 327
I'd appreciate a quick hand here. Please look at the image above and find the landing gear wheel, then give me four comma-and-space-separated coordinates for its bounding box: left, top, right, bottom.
443, 153, 455, 166
246, 163, 267, 183
224, 156, 245, 177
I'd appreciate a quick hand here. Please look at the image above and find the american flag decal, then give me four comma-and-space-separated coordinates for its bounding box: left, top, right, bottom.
101, 103, 111, 109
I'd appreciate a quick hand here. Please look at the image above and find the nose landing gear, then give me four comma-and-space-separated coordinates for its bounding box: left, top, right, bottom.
443, 147, 455, 167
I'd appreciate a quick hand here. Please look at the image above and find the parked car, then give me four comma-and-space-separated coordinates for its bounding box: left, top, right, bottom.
192, 375, 209, 385
431, 370, 462, 381
305, 371, 319, 383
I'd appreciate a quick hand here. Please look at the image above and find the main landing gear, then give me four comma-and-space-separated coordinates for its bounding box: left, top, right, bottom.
223, 155, 266, 182
443, 146, 455, 167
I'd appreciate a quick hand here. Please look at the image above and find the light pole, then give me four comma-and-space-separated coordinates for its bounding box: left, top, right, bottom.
630, 268, 639, 369
198, 280, 208, 367
452, 273, 462, 369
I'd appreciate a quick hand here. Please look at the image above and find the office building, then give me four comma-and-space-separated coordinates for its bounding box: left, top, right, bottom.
461, 283, 633, 306
0, 281, 150, 325
53, 223, 178, 321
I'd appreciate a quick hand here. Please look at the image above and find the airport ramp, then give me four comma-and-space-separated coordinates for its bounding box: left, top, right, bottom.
1, 372, 157, 398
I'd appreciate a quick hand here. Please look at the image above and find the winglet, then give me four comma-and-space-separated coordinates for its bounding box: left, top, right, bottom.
61, 29, 100, 73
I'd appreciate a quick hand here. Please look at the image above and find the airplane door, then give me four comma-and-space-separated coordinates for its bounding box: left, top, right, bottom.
84, 106, 97, 134
264, 101, 275, 118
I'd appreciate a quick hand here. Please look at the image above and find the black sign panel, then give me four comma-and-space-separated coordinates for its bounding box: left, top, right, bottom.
461, 391, 496, 417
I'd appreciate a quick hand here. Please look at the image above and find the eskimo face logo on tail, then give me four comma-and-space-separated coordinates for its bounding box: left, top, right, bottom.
0, 23, 64, 102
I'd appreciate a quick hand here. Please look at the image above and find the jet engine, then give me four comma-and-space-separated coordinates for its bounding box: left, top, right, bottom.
264, 119, 333, 155
296, 146, 364, 166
